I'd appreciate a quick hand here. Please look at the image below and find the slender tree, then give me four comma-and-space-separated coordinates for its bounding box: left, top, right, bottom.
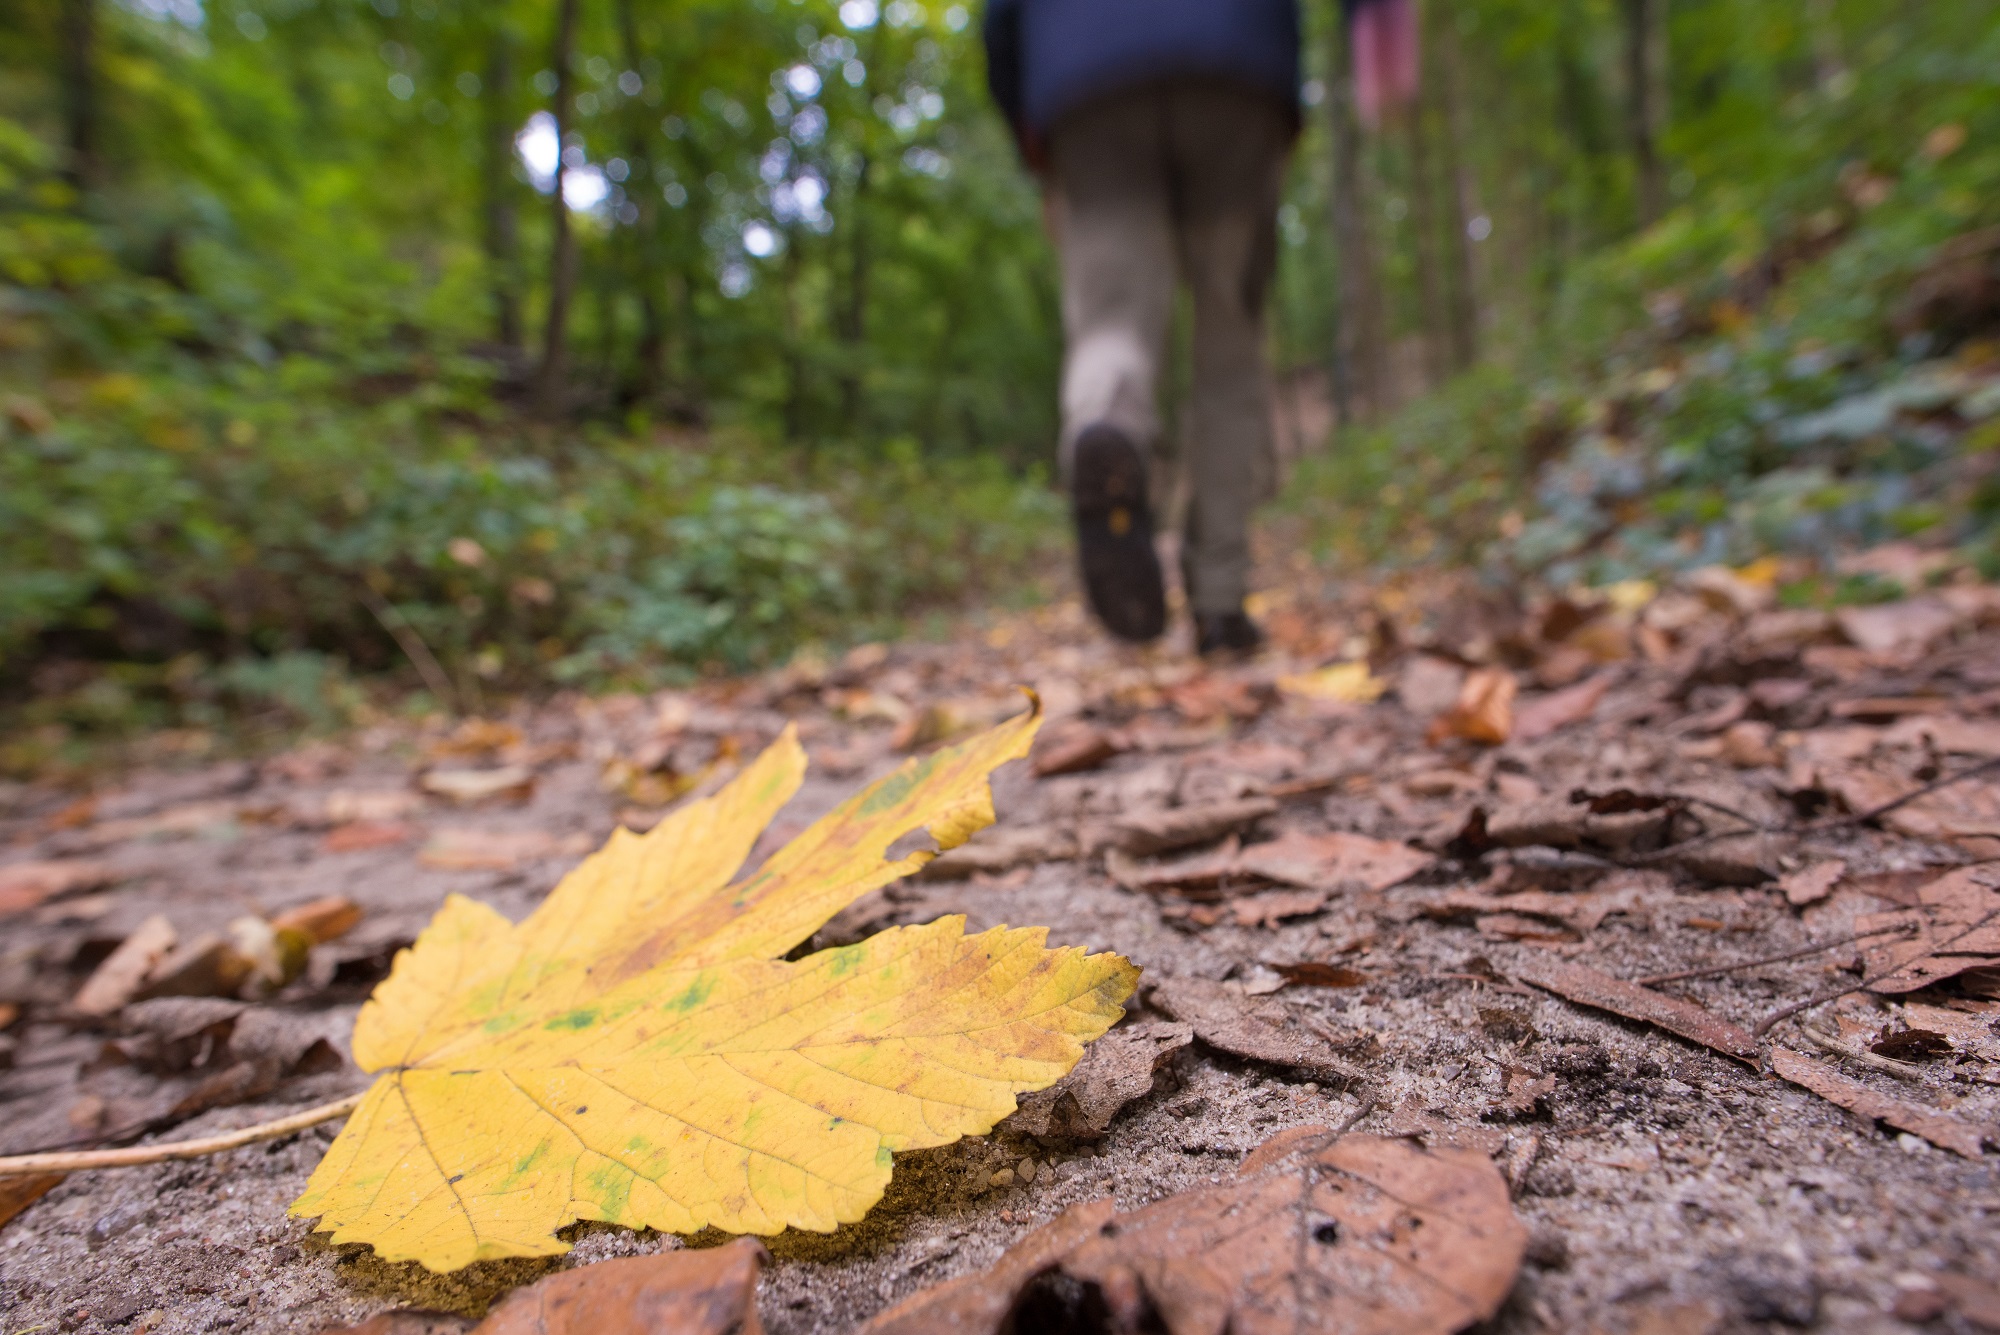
59, 0, 99, 194
481, 23, 524, 353
536, 0, 582, 415
1326, 1, 1389, 423
1624, 0, 1668, 227
835, 24, 890, 437
1433, 18, 1481, 372
616, 0, 666, 402
1402, 95, 1449, 388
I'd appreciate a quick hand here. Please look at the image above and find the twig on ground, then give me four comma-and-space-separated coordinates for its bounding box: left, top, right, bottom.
0, 1092, 364, 1177
1625, 756, 2000, 869
1833, 755, 2000, 827
1794, 1022, 1925, 1082
1635, 923, 1914, 986
357, 584, 460, 714
1753, 905, 2000, 1037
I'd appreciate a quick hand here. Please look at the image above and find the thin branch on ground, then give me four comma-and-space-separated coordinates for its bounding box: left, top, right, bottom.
1793, 1022, 1925, 1082
357, 584, 460, 714
1635, 923, 1914, 986
0, 1092, 364, 1177
1753, 905, 2000, 1037
1627, 755, 2000, 868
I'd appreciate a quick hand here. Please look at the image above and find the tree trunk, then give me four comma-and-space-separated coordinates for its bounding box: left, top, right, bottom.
1432, 20, 1480, 373
1401, 100, 1449, 390
836, 151, 871, 433
1327, 2, 1389, 424
1624, 0, 1668, 228
481, 26, 524, 353
535, 0, 582, 417
616, 0, 665, 403
783, 242, 808, 448
59, 0, 98, 194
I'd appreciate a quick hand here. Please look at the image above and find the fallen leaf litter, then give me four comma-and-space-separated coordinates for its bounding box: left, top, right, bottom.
3, 555, 2000, 1331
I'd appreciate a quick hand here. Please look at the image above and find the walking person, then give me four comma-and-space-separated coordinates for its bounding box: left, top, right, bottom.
983, 0, 1303, 654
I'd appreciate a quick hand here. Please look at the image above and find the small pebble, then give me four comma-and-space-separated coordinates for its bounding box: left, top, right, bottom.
989, 1168, 1015, 1187
1019, 1157, 1038, 1183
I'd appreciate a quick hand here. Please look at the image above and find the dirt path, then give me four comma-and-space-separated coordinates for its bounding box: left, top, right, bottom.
4, 558, 2000, 1334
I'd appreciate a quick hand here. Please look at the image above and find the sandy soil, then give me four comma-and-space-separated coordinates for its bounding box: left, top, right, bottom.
3, 575, 1998, 1335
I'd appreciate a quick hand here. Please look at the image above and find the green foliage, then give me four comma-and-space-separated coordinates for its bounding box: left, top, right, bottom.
0, 0, 1067, 725
1285, 1, 2000, 589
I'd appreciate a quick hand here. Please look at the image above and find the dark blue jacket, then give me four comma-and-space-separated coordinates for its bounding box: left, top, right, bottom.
984, 0, 1301, 145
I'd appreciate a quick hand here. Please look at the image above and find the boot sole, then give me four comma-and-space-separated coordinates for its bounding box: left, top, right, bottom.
1072, 429, 1167, 642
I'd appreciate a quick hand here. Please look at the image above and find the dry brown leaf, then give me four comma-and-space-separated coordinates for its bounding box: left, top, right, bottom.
862, 1129, 1526, 1335
1510, 957, 1758, 1060
1780, 859, 1847, 908
0, 858, 119, 917
1107, 837, 1246, 898
1031, 722, 1126, 777
1426, 668, 1518, 746
321, 1313, 473, 1335
1932, 1272, 2000, 1330
65, 800, 239, 849
919, 824, 1079, 880
320, 789, 427, 825
1493, 1067, 1556, 1117
1827, 765, 2000, 856
1275, 962, 1369, 989
418, 766, 535, 804
1007, 1021, 1193, 1140
321, 820, 420, 854
1835, 598, 1961, 654
1147, 976, 1362, 1082
1229, 888, 1330, 927
0, 1172, 64, 1234
1237, 829, 1436, 893
73, 914, 177, 1016
1770, 1047, 1991, 1158
1475, 912, 1577, 943
1856, 864, 2000, 994
1900, 1001, 2000, 1062
415, 828, 592, 871
862, 1199, 1120, 1335
1165, 674, 1269, 723
1881, 714, 2000, 757
425, 718, 525, 762
271, 895, 364, 945
1425, 884, 1643, 936
474, 1238, 767, 1335
1109, 797, 1277, 857
1397, 655, 1468, 715
1513, 674, 1613, 742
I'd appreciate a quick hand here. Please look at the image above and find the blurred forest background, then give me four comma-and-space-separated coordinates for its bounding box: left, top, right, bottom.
2, 0, 1998, 757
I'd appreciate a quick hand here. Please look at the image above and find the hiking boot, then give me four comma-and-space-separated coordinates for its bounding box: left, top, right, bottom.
1195, 608, 1265, 658
1070, 423, 1166, 642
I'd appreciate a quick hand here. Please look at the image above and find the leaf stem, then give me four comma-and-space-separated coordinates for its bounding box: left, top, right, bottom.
0, 1092, 363, 1177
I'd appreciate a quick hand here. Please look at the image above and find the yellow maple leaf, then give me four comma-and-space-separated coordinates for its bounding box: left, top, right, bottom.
1278, 660, 1388, 704
291, 700, 1136, 1271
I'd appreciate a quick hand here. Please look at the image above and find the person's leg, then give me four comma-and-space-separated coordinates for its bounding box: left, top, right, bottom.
1166, 85, 1291, 650
1050, 95, 1178, 641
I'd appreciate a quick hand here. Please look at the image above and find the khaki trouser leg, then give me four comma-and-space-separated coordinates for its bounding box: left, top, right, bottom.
1050, 85, 1289, 615
1168, 87, 1288, 616
1049, 99, 1177, 483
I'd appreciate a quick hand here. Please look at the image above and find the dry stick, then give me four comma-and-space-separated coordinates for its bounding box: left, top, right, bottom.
1835, 754, 2000, 826
1753, 904, 2000, 1038
1794, 1022, 1925, 1082
1635, 923, 1914, 986
0, 1092, 364, 1177
1625, 754, 2000, 868
357, 585, 460, 714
